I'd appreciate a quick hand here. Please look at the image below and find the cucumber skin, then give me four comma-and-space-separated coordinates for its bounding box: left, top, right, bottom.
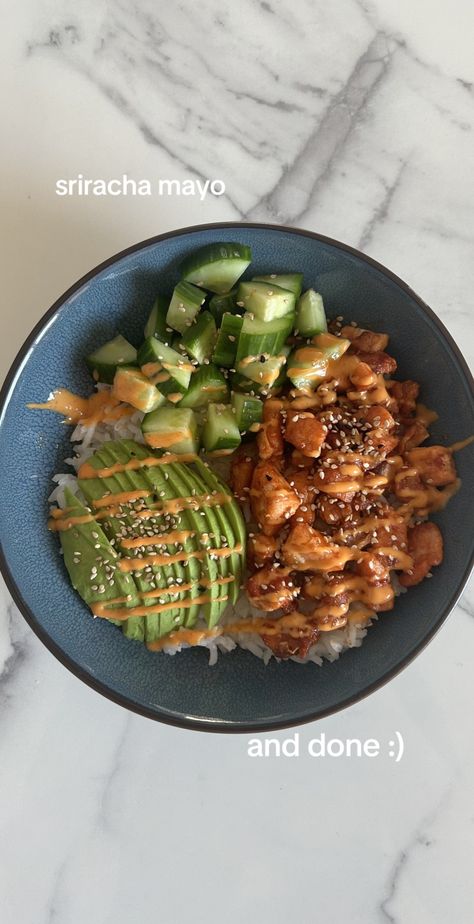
141, 406, 199, 454
237, 281, 296, 322
202, 404, 241, 452
296, 290, 327, 337
212, 313, 243, 368
231, 392, 263, 432
236, 313, 294, 363
180, 364, 229, 408
252, 273, 303, 298
85, 334, 138, 384
179, 243, 252, 295
166, 281, 206, 334
144, 294, 173, 343
181, 310, 217, 364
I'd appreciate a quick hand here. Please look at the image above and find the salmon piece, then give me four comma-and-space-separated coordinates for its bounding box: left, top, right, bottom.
250, 462, 301, 536
260, 621, 320, 659
391, 381, 419, 417
406, 446, 457, 486
285, 469, 318, 527
247, 533, 279, 567
341, 326, 389, 352
284, 412, 327, 458
257, 398, 284, 462
398, 420, 429, 453
354, 351, 397, 375
230, 451, 256, 501
282, 522, 355, 572
246, 567, 300, 612
399, 522, 443, 586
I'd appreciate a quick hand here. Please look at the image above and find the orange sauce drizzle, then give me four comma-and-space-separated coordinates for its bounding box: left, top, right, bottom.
28, 388, 133, 425
92, 593, 229, 621
118, 544, 242, 572
120, 529, 195, 549
78, 453, 197, 480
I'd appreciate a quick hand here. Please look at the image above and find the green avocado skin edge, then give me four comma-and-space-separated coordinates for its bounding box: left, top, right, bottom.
57, 440, 245, 645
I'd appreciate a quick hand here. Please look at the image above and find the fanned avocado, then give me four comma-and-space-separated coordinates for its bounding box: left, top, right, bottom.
58, 488, 140, 617
57, 439, 246, 645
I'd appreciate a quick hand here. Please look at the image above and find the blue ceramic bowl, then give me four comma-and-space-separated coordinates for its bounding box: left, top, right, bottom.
1, 224, 473, 732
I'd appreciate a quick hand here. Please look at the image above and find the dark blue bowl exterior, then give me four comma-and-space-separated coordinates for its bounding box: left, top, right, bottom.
1, 224, 473, 731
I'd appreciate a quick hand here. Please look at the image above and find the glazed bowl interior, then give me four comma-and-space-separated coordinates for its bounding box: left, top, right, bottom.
1, 223, 473, 731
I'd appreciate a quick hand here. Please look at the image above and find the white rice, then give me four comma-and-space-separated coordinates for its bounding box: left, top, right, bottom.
50, 388, 375, 665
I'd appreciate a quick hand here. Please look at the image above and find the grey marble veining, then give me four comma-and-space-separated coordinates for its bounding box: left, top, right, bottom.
1, 1, 473, 921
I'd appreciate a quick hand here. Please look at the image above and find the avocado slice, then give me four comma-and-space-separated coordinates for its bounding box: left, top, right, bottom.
166, 462, 229, 628
192, 458, 246, 604
78, 440, 191, 643
57, 438, 246, 645
58, 488, 140, 618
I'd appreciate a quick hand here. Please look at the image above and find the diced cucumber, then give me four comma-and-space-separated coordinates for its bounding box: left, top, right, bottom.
144, 294, 173, 343
181, 310, 217, 365
232, 392, 263, 433
208, 288, 238, 325
138, 338, 193, 399
212, 313, 243, 368
180, 364, 229, 408
313, 331, 350, 359
180, 243, 251, 295
271, 344, 291, 391
252, 273, 303, 298
202, 404, 241, 453
166, 281, 206, 334
85, 334, 137, 384
237, 281, 296, 322
236, 352, 287, 389
112, 366, 165, 413
287, 335, 350, 392
296, 289, 327, 337
287, 347, 327, 392
236, 312, 294, 362
141, 407, 199, 454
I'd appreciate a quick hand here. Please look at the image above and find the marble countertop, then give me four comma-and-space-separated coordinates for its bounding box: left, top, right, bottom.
1, 2, 473, 921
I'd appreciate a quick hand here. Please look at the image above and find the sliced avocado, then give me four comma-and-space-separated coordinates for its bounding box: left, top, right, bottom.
192, 458, 246, 605
166, 462, 234, 628
78, 441, 187, 640
58, 488, 140, 617
70, 439, 246, 643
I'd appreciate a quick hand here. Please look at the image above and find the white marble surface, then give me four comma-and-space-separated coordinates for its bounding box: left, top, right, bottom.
1, 2, 474, 921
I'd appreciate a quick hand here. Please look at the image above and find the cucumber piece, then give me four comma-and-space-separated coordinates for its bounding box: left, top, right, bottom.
271, 344, 291, 391
141, 407, 199, 454
296, 289, 327, 337
212, 313, 243, 368
180, 364, 229, 408
180, 243, 251, 295
208, 287, 238, 325
236, 352, 287, 389
237, 281, 296, 322
144, 294, 173, 343
236, 312, 294, 362
166, 281, 206, 334
112, 366, 165, 413
231, 392, 263, 433
202, 404, 241, 453
138, 338, 193, 399
313, 331, 350, 359
85, 334, 137, 384
287, 335, 350, 392
181, 310, 217, 365
252, 273, 303, 298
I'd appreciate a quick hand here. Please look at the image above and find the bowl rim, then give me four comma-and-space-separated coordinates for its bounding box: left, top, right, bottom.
1, 221, 473, 733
